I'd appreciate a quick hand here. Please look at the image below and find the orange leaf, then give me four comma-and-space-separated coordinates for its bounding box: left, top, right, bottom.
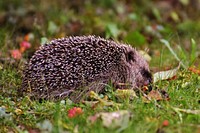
142, 86, 149, 92
24, 33, 34, 41
67, 107, 83, 118
19, 47, 26, 53
189, 67, 200, 75
75, 107, 83, 114
24, 34, 30, 41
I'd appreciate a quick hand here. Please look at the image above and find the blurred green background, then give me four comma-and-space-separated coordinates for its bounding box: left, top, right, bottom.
0, 0, 200, 68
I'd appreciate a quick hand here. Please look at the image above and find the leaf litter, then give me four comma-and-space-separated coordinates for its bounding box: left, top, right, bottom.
87, 110, 132, 132
83, 65, 183, 131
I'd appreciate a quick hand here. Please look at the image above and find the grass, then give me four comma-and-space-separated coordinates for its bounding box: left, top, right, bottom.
0, 0, 200, 133
0, 59, 199, 133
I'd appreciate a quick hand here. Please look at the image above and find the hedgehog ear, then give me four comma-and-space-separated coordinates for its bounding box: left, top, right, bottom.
126, 51, 135, 62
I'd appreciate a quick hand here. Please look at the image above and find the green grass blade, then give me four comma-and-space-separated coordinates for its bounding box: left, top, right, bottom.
160, 39, 187, 69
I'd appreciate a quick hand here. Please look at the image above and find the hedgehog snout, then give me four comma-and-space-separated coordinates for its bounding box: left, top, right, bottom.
141, 68, 152, 86
143, 78, 152, 86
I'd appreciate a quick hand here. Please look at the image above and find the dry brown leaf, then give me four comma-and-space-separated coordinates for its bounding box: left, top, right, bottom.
188, 67, 200, 75
148, 90, 163, 101
142, 90, 170, 103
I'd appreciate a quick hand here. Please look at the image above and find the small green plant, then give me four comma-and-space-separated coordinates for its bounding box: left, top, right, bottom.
160, 38, 198, 68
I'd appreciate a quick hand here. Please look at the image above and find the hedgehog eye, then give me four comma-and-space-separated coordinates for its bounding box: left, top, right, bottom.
126, 51, 135, 62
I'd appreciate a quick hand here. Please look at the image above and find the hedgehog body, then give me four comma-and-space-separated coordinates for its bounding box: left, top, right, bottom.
21, 36, 152, 102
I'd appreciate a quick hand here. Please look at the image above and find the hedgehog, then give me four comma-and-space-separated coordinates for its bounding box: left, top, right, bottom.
20, 35, 152, 102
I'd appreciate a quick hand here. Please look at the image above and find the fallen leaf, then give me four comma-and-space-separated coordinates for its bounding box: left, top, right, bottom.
114, 89, 137, 101
48, 21, 59, 34
87, 91, 121, 109
68, 107, 83, 118
20, 41, 31, 49
40, 37, 49, 45
15, 108, 23, 115
148, 90, 163, 101
142, 89, 170, 103
170, 11, 180, 22
87, 115, 98, 124
142, 85, 150, 92
19, 47, 26, 53
20, 41, 31, 53
73, 125, 79, 133
75, 107, 83, 114
188, 67, 200, 75
89, 91, 102, 101
153, 64, 180, 83
10, 49, 22, 60
36, 119, 53, 133
24, 33, 34, 41
88, 110, 132, 132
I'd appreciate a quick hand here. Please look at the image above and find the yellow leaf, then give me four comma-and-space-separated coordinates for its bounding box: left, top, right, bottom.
15, 108, 23, 115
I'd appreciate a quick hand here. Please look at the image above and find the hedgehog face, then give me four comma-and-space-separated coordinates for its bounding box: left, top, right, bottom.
122, 45, 152, 88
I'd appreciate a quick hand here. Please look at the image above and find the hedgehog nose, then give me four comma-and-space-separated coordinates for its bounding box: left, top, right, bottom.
144, 77, 152, 86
